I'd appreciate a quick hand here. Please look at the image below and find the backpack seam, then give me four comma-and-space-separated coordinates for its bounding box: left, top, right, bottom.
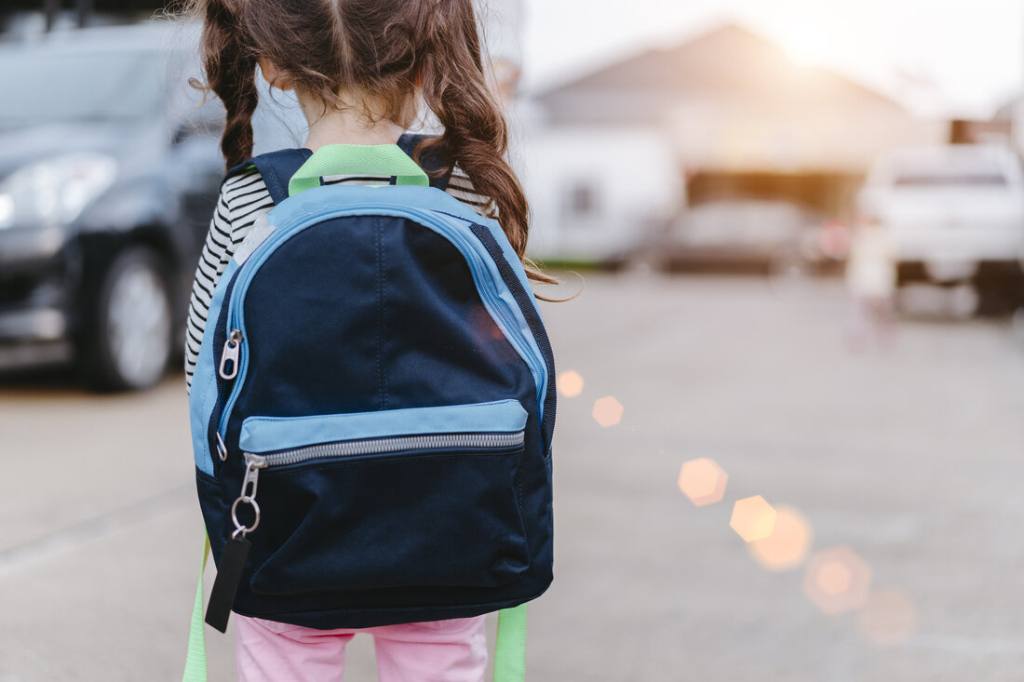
375, 217, 389, 409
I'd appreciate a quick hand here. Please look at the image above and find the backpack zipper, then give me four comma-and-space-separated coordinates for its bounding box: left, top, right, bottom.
254, 431, 523, 468
230, 431, 524, 538
213, 203, 548, 454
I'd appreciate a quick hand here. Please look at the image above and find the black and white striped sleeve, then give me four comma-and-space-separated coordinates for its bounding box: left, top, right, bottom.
184, 169, 274, 393
447, 165, 496, 217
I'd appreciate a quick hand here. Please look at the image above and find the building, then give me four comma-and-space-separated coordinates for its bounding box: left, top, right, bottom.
534, 23, 943, 217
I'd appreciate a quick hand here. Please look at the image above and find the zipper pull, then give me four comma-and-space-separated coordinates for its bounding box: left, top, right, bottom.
218, 329, 243, 380
205, 534, 249, 633
229, 453, 267, 538
238, 453, 267, 509
206, 453, 267, 634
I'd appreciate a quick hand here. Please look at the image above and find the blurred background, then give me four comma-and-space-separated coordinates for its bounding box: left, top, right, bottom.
1, 1, 1023, 680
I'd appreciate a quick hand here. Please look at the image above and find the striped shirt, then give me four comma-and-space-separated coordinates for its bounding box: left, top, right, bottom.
184, 164, 491, 392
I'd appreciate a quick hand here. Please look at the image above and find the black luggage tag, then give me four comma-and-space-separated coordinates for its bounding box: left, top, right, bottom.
205, 536, 251, 633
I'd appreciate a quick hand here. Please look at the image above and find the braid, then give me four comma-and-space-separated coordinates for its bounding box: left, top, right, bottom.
418, 2, 556, 286
190, 0, 259, 169
186, 0, 557, 289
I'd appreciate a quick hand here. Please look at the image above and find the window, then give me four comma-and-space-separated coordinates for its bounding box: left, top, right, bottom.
564, 180, 598, 220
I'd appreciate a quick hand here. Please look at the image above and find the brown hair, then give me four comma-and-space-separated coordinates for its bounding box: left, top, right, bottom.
187, 0, 555, 286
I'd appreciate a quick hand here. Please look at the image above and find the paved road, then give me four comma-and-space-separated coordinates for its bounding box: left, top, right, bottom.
2, 274, 1023, 681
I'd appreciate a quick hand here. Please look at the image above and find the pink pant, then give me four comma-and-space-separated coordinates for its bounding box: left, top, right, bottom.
235, 614, 488, 682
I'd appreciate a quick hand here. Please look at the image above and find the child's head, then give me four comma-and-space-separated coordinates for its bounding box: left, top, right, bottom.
190, 0, 540, 264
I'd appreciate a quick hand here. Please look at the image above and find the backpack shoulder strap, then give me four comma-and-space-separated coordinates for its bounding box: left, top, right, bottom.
397, 133, 454, 191
225, 148, 314, 205
494, 604, 528, 682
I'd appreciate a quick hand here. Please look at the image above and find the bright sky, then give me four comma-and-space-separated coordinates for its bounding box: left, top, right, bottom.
520, 0, 1023, 118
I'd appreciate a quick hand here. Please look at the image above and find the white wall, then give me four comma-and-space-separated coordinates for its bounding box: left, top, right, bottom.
520, 126, 684, 262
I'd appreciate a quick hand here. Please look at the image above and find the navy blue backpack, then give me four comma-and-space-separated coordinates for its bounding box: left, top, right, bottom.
183, 135, 555, 681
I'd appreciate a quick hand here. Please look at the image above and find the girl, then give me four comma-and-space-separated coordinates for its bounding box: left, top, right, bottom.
183, 1, 549, 680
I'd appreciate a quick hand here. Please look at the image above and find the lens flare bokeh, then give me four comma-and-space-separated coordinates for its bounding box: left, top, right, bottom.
557, 370, 585, 398
677, 457, 728, 507
803, 546, 873, 615
591, 395, 624, 428
748, 505, 812, 571
859, 589, 917, 645
729, 495, 777, 543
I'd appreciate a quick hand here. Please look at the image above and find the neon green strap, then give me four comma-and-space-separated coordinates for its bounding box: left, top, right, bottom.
493, 605, 528, 682
182, 536, 210, 682
182, 536, 527, 681
288, 143, 429, 197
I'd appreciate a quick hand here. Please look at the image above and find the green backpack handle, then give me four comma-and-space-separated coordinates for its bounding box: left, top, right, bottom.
288, 143, 429, 197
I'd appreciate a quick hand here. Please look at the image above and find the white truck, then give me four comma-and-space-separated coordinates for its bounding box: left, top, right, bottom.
858, 145, 1024, 312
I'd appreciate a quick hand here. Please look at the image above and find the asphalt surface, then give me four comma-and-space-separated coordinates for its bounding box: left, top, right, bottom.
2, 273, 1023, 682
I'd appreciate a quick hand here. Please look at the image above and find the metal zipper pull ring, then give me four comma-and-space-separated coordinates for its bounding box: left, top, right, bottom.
230, 455, 267, 538
230, 497, 260, 539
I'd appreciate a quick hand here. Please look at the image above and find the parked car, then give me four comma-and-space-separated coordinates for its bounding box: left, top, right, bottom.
0, 22, 226, 389
656, 199, 819, 274
858, 145, 1024, 313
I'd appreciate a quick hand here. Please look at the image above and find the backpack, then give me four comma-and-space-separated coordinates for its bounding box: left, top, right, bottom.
182, 135, 555, 681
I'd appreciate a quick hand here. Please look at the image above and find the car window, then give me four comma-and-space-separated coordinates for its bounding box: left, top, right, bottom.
0, 48, 168, 128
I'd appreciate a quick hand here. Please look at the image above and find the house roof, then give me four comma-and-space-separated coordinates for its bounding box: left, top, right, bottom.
538, 23, 905, 114
531, 22, 944, 172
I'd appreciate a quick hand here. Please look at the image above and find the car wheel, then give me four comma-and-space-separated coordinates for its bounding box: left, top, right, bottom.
975, 285, 1017, 317
81, 248, 173, 391
974, 267, 1024, 317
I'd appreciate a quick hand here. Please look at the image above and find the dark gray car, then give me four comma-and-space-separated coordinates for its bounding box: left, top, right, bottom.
0, 22, 226, 389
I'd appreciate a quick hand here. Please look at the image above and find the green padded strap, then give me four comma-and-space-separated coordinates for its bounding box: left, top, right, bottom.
182, 535, 210, 682
288, 143, 429, 197
493, 605, 527, 682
